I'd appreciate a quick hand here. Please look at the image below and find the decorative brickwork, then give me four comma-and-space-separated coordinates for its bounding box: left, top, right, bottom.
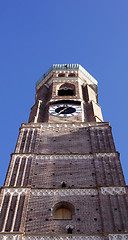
31, 189, 98, 196
101, 187, 126, 195
109, 235, 128, 240
0, 235, 20, 240
0, 188, 29, 233
2, 188, 27, 195
0, 64, 128, 239
23, 236, 104, 240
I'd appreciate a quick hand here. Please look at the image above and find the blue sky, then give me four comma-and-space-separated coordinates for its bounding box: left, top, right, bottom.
0, 0, 128, 186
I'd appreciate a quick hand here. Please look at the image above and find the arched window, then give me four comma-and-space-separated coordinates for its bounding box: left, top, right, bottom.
58, 73, 65, 77
58, 83, 75, 96
54, 201, 74, 220
61, 181, 66, 187
68, 73, 76, 77
66, 225, 74, 234
67, 227, 73, 234
54, 207, 72, 220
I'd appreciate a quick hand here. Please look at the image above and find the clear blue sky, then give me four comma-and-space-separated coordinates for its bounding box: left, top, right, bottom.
0, 0, 128, 186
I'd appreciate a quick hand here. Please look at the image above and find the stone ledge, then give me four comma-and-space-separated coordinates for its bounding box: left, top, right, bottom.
21, 122, 109, 129
1, 187, 127, 196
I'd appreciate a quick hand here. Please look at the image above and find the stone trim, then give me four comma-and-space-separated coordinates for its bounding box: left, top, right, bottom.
1, 187, 126, 197
12, 153, 118, 159
0, 189, 28, 232
90, 126, 108, 130
40, 123, 106, 129
13, 154, 34, 160
96, 153, 117, 157
7, 155, 33, 186
34, 100, 42, 123
15, 128, 25, 153
0, 235, 21, 240
23, 236, 103, 240
49, 98, 82, 102
31, 189, 97, 196
21, 122, 109, 129
109, 234, 128, 239
2, 188, 27, 196
36, 154, 93, 160
21, 125, 41, 129
53, 78, 78, 83
101, 187, 126, 195
0, 188, 27, 213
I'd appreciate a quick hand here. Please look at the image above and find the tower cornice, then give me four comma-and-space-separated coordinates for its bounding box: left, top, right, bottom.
36, 64, 98, 91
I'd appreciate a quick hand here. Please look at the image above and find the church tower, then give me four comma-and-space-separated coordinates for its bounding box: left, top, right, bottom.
0, 64, 128, 240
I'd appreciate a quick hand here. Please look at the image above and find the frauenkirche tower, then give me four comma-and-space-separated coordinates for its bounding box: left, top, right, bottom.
0, 64, 128, 240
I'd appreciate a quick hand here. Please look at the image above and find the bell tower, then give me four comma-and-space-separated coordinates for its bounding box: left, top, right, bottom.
29, 64, 103, 124
0, 64, 128, 240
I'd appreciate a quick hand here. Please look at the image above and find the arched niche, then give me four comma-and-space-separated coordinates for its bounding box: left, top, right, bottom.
58, 83, 75, 96
68, 73, 76, 77
54, 208, 71, 220
53, 201, 75, 220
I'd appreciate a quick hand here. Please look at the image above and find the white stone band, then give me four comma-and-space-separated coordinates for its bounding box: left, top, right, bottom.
21, 122, 106, 129
31, 189, 98, 196
109, 234, 128, 240
2, 188, 27, 195
0, 235, 20, 240
2, 187, 126, 197
23, 236, 103, 240
96, 153, 117, 157
101, 187, 126, 195
36, 155, 93, 160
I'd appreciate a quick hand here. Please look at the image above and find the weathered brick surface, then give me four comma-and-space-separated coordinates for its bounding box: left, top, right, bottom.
25, 190, 128, 235
4, 152, 125, 190
14, 124, 116, 155
31, 153, 125, 189
0, 67, 128, 240
99, 191, 128, 233
38, 127, 91, 154
25, 193, 102, 234
48, 112, 82, 123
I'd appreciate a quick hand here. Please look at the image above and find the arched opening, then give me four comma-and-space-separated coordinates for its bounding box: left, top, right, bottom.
58, 83, 75, 96
67, 227, 73, 234
53, 201, 74, 220
66, 225, 74, 234
61, 181, 66, 188
54, 207, 72, 220
58, 73, 65, 77
68, 73, 76, 77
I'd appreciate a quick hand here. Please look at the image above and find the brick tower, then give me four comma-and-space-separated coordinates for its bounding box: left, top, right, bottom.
0, 64, 128, 240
